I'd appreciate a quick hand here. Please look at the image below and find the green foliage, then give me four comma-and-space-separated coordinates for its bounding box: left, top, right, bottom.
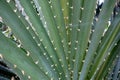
0, 0, 120, 80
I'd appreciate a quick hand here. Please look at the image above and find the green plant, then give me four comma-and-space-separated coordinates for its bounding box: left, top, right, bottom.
0, 0, 120, 80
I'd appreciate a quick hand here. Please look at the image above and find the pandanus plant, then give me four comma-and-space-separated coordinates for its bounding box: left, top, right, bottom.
0, 0, 120, 80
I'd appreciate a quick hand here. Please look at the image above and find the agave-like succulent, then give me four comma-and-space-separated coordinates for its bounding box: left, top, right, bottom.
0, 0, 120, 80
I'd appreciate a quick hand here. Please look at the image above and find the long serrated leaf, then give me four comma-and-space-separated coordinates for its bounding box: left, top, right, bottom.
0, 33, 49, 80
39, 0, 69, 79
79, 0, 117, 80
69, 0, 83, 72
89, 13, 120, 79
71, 0, 97, 79
95, 40, 120, 80
49, 0, 68, 56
